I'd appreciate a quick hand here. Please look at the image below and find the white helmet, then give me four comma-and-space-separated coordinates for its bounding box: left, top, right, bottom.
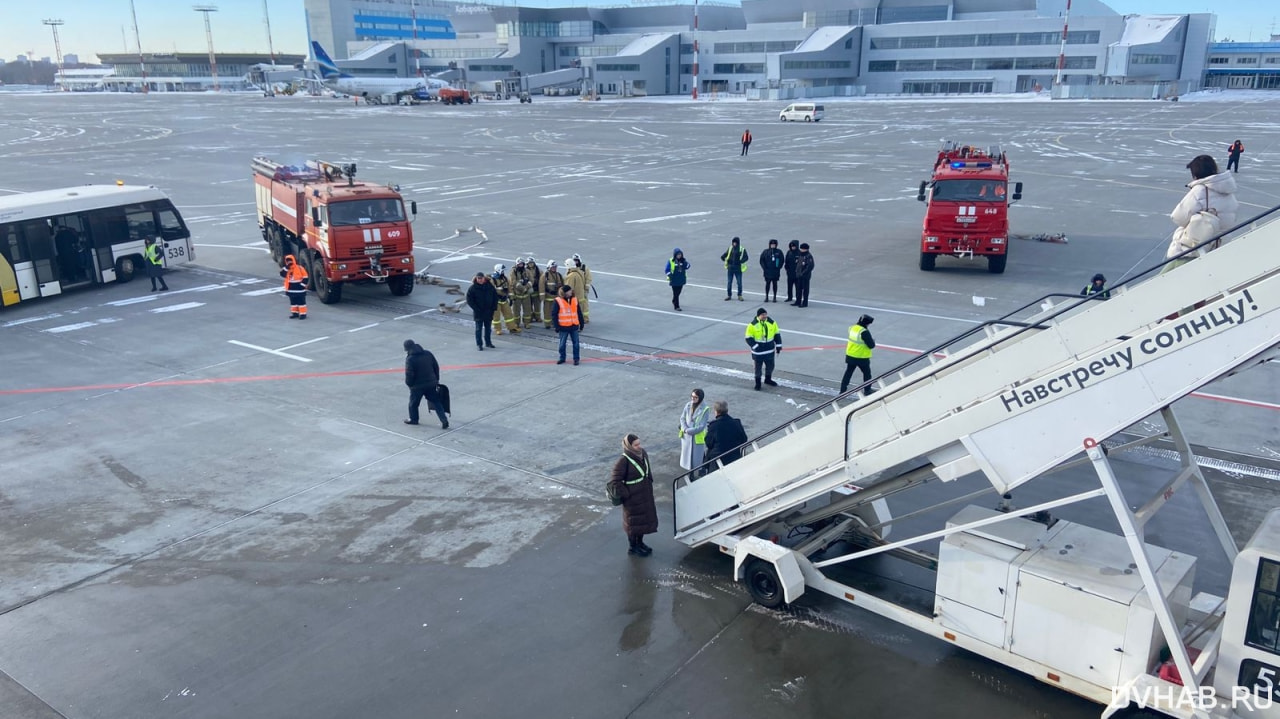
564, 258, 575, 269
493, 263, 506, 274
515, 257, 526, 264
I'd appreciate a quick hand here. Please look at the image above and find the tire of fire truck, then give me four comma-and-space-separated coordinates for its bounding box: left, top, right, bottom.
987, 254, 1007, 274
388, 275, 414, 296
918, 252, 936, 271
310, 259, 343, 304
744, 558, 788, 609
115, 255, 138, 283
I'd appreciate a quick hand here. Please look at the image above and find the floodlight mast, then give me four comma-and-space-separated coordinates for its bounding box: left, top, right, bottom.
193, 5, 220, 92
129, 0, 147, 93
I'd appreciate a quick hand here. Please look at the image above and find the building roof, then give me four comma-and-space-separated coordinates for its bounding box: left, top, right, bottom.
1209, 42, 1280, 52
1113, 15, 1182, 47
616, 34, 676, 57
794, 26, 854, 52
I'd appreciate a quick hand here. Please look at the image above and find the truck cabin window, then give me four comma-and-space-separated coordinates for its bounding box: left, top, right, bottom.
328, 200, 405, 226
1246, 558, 1280, 654
932, 180, 1007, 203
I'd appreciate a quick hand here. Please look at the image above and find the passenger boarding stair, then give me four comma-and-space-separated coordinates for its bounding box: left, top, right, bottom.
674, 206, 1280, 548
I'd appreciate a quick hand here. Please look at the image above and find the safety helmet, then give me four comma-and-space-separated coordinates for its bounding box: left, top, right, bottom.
548, 261, 558, 268
516, 257, 526, 264
494, 263, 506, 274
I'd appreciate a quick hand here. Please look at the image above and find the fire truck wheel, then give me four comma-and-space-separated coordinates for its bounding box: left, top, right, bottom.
388, 275, 414, 296
268, 228, 283, 265
744, 558, 787, 609
918, 252, 936, 272
312, 268, 342, 304
115, 256, 137, 283
987, 254, 1007, 274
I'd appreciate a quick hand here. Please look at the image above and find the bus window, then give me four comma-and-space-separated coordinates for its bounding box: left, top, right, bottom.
125, 205, 157, 241
1247, 558, 1280, 653
156, 205, 188, 241
0, 223, 28, 264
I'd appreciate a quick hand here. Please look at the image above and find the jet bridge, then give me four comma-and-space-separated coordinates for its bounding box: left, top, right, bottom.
672, 206, 1280, 718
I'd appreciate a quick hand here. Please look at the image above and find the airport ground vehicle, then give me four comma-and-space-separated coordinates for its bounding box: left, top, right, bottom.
917, 141, 1022, 274
0, 184, 193, 307
252, 157, 416, 304
779, 102, 823, 122
674, 207, 1280, 718
438, 88, 472, 105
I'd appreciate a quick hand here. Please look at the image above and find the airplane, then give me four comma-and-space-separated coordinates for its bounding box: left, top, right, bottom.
310, 41, 449, 104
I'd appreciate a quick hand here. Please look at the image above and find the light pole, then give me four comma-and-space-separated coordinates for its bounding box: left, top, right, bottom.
193, 5, 220, 91
43, 19, 65, 91
262, 0, 276, 65
129, 0, 147, 93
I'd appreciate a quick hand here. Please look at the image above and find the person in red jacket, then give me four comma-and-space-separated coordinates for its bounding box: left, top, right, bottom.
1226, 139, 1244, 173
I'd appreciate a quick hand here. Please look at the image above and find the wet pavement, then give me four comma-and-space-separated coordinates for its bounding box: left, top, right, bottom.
1, 92, 1279, 719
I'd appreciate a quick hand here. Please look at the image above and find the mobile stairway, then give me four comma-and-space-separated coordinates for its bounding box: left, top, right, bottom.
673, 206, 1280, 718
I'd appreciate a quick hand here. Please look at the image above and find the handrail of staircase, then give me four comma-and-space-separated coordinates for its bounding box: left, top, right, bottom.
670, 204, 1280, 534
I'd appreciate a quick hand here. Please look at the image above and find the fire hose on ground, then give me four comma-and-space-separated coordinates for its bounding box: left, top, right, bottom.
414, 226, 488, 313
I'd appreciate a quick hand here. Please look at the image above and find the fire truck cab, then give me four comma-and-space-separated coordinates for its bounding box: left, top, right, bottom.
253, 157, 417, 304
917, 141, 1022, 274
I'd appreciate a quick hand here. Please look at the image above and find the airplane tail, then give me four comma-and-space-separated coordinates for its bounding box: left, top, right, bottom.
310, 41, 347, 79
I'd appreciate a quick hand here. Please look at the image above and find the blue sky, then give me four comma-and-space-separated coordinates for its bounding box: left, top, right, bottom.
1, 1, 1275, 63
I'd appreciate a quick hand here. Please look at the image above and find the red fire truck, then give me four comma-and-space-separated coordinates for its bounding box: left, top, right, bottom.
252, 157, 417, 303
916, 142, 1022, 274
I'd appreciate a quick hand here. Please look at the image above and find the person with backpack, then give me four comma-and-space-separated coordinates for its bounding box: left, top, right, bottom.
721, 236, 748, 301
665, 248, 690, 311
608, 433, 658, 556
1226, 140, 1244, 174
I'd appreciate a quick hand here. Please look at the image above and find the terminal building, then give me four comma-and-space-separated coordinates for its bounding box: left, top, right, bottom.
93, 53, 306, 92
304, 0, 1216, 97
1203, 40, 1280, 90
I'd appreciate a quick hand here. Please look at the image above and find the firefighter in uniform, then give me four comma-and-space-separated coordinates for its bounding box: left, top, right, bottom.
523, 257, 542, 324
573, 254, 593, 325
281, 254, 308, 319
511, 262, 534, 329
541, 261, 564, 329
744, 307, 781, 390
840, 314, 877, 395
491, 264, 519, 334
564, 258, 589, 327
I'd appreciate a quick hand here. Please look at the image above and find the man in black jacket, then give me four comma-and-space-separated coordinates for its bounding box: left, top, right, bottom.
702, 401, 749, 471
783, 240, 800, 303
759, 239, 783, 303
792, 243, 815, 308
404, 340, 448, 428
465, 272, 499, 350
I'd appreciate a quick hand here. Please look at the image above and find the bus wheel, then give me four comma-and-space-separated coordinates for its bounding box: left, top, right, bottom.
987, 254, 1007, 274
115, 256, 137, 283
919, 252, 936, 271
744, 558, 787, 609
388, 275, 414, 296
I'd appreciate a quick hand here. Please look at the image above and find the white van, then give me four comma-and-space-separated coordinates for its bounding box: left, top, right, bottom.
779, 103, 824, 122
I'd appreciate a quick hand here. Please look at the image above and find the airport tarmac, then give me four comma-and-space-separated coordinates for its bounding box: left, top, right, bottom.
1, 92, 1279, 719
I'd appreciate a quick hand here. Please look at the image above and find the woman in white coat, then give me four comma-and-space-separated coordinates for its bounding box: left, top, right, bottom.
1166, 154, 1239, 266
679, 388, 712, 477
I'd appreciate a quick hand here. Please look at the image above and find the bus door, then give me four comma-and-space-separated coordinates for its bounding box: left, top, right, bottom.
50, 214, 95, 287
21, 220, 62, 298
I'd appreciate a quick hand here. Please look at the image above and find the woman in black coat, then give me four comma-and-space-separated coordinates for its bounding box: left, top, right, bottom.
609, 433, 658, 556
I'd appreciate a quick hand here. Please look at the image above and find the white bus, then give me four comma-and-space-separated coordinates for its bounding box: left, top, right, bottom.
0, 185, 194, 307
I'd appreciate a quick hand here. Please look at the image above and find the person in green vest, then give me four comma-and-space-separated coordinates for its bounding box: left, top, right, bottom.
745, 307, 782, 390
840, 314, 876, 396
144, 237, 169, 292
721, 236, 748, 301
1080, 273, 1110, 300
678, 388, 712, 477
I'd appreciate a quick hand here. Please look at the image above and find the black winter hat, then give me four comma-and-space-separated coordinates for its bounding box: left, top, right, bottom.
768, 239, 778, 246
788, 240, 799, 249
799, 243, 810, 250
857, 314, 874, 326
756, 307, 768, 317
403, 339, 416, 351
1092, 273, 1106, 283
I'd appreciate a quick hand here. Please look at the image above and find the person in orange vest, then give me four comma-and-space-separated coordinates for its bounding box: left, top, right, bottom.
553, 284, 584, 365
740, 128, 752, 156
280, 254, 308, 319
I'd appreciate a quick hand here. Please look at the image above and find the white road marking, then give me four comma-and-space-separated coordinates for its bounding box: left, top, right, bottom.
195, 243, 271, 254
277, 336, 329, 351
227, 340, 312, 363
625, 211, 714, 224
394, 309, 437, 320
539, 193, 567, 199
437, 187, 486, 196
151, 302, 205, 313
242, 287, 283, 296
105, 296, 160, 306
3, 313, 63, 327
348, 323, 380, 332
43, 322, 97, 333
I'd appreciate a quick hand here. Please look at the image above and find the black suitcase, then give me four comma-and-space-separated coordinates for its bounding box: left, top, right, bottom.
435, 384, 451, 415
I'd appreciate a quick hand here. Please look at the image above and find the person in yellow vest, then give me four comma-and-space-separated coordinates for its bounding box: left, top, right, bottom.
679, 388, 712, 477
510, 261, 534, 329
144, 237, 169, 292
840, 314, 877, 395
280, 253, 307, 319
541, 260, 564, 328
744, 307, 781, 390
490, 264, 519, 334
721, 236, 748, 301
564, 258, 589, 327
554, 284, 583, 365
